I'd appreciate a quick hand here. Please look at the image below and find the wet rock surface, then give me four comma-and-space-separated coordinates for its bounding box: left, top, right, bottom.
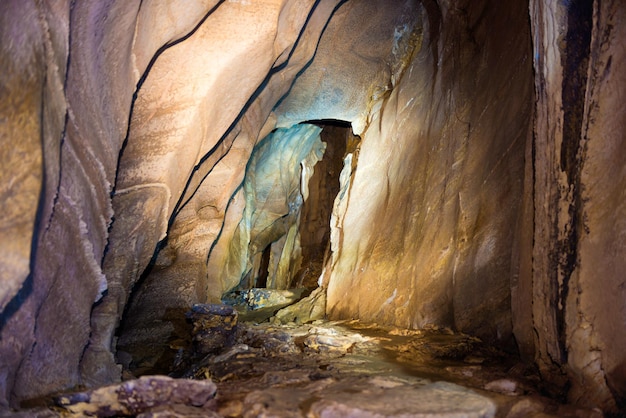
223, 289, 308, 323
11, 320, 604, 417
271, 287, 327, 325
180, 321, 601, 418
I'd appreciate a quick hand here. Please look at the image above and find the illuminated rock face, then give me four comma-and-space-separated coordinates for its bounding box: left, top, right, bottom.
217, 123, 325, 292
83, 0, 332, 387
0, 0, 625, 413
324, 1, 533, 345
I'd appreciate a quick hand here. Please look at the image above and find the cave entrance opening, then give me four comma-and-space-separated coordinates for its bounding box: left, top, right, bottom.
293, 119, 354, 289
241, 120, 356, 294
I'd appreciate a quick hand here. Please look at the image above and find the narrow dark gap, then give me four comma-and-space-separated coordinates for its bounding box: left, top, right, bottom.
255, 245, 271, 288
555, 0, 593, 364
294, 119, 352, 289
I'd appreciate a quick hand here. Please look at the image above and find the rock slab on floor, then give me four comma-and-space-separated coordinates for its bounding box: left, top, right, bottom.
310, 381, 497, 418
55, 375, 217, 417
242, 379, 497, 418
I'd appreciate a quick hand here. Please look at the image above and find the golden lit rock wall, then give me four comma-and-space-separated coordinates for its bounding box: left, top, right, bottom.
325, 0, 533, 346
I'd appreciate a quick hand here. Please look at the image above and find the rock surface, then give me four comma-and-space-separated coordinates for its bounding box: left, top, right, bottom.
324, 0, 532, 348
0, 0, 163, 404
85, 0, 330, 388
272, 286, 327, 325
107, 3, 344, 379
525, 0, 626, 410
187, 304, 239, 356
55, 375, 217, 417
0, 0, 625, 414
180, 320, 598, 418
219, 124, 325, 291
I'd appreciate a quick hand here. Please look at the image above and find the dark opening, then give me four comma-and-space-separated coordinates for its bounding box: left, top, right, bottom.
556, 0, 593, 364
242, 119, 358, 291
255, 245, 272, 288
294, 119, 355, 288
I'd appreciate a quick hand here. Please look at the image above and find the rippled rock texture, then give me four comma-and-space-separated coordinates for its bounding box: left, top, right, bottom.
1, 0, 625, 414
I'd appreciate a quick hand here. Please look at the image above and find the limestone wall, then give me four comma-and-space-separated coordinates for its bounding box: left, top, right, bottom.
0, 0, 339, 405
323, 0, 532, 346
0, 0, 625, 412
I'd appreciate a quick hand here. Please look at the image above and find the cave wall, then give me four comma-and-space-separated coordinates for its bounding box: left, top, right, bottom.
0, 0, 625, 413
324, 0, 532, 346
1, 0, 145, 404
0, 0, 254, 404
525, 0, 626, 410
83, 0, 337, 387
0, 0, 342, 406
222, 124, 326, 291
0, 1, 50, 403
110, 1, 346, 379
119, 0, 423, 370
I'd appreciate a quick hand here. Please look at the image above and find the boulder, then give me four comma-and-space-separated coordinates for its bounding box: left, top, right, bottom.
186, 304, 238, 355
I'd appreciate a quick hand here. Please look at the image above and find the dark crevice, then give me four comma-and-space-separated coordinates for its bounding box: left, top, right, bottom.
560, 0, 593, 177
115, 231, 171, 344
555, 0, 593, 364
420, 0, 442, 89
255, 245, 272, 288
295, 120, 352, 289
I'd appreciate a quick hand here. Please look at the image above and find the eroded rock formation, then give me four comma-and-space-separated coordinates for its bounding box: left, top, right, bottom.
0, 0, 624, 414
526, 0, 626, 410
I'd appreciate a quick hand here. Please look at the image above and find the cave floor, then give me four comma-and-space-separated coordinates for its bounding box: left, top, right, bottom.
182, 320, 599, 418
48, 319, 604, 417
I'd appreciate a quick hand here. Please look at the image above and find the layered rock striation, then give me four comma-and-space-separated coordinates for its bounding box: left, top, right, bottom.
0, 0, 624, 413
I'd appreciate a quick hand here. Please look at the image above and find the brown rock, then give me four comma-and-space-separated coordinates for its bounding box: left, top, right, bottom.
55, 375, 217, 417
187, 304, 238, 355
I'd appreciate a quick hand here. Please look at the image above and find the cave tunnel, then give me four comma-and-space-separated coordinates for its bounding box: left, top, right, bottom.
1, 0, 625, 416
234, 119, 352, 292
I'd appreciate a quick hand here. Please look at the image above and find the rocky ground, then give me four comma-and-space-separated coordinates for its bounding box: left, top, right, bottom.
45, 315, 604, 417
184, 320, 602, 418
